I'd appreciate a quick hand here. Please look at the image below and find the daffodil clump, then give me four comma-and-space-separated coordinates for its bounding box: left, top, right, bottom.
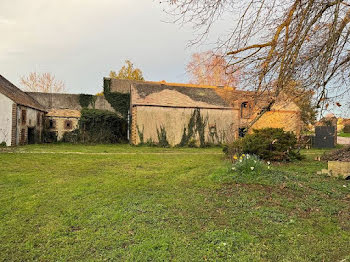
231, 154, 270, 175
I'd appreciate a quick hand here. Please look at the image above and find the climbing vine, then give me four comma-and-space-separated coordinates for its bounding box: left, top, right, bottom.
61, 109, 127, 144
178, 108, 208, 147
103, 79, 130, 118
157, 125, 170, 147
137, 125, 144, 144
79, 94, 96, 108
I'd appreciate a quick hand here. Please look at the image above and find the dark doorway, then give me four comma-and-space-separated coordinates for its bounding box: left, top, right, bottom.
28, 128, 35, 144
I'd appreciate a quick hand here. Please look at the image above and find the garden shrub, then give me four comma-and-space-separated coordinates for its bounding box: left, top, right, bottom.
224, 128, 302, 161
0, 142, 6, 147
61, 129, 81, 143
42, 130, 58, 143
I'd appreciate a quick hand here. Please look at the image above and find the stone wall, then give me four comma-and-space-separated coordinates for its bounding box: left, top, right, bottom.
328, 161, 350, 179
132, 106, 238, 146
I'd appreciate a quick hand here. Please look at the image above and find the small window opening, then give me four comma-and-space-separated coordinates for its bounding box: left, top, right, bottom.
49, 119, 56, 129
64, 120, 73, 130
241, 102, 251, 118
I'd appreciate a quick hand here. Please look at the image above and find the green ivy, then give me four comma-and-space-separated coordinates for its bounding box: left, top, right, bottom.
157, 125, 170, 147
178, 108, 208, 147
62, 109, 127, 144
137, 125, 144, 144
79, 94, 96, 108
103, 79, 130, 118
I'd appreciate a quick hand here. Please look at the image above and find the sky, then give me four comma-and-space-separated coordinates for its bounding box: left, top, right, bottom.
1, 0, 348, 118
0, 0, 203, 94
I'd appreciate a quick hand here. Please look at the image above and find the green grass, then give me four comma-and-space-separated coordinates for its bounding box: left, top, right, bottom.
339, 132, 350, 137
0, 144, 349, 261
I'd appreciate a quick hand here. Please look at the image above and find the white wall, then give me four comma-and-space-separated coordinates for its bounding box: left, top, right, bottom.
0, 93, 13, 146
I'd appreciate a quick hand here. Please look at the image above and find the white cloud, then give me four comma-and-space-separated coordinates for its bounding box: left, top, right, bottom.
0, 0, 197, 94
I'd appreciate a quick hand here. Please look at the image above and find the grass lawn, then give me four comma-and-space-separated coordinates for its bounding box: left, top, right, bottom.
339, 132, 350, 138
0, 144, 349, 261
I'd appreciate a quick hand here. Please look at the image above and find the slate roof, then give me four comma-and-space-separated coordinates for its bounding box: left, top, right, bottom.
0, 75, 45, 111
131, 82, 232, 109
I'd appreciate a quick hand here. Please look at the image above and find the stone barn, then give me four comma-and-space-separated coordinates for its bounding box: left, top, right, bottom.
104, 78, 302, 146
130, 82, 238, 146
0, 75, 46, 146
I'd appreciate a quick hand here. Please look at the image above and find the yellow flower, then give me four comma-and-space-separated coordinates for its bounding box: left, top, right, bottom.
233, 155, 238, 160
242, 154, 245, 157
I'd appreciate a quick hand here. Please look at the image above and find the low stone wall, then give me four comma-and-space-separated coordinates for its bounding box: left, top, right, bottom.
328, 161, 350, 179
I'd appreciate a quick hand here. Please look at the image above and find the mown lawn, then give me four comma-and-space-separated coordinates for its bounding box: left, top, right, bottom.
0, 144, 349, 261
339, 132, 350, 138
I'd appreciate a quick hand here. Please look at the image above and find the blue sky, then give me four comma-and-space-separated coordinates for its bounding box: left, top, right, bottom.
0, 0, 204, 94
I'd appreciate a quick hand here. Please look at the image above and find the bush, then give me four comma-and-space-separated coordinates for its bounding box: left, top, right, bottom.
78, 109, 128, 144
0, 142, 7, 147
61, 129, 81, 143
42, 130, 58, 143
343, 125, 350, 133
224, 128, 302, 161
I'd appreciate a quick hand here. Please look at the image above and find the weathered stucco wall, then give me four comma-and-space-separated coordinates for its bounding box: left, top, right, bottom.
239, 99, 302, 135
0, 93, 13, 146
250, 110, 301, 135
132, 106, 238, 146
46, 117, 79, 140
16, 105, 44, 145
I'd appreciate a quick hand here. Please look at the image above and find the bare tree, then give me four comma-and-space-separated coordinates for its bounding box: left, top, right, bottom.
187, 50, 240, 87
164, 0, 350, 128
20, 72, 66, 93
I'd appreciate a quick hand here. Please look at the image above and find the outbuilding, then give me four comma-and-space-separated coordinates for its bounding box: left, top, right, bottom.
0, 75, 46, 146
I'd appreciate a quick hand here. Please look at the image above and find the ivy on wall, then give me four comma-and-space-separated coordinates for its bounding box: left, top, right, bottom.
137, 125, 144, 144
178, 108, 208, 147
61, 109, 127, 144
157, 125, 170, 147
79, 94, 97, 108
103, 79, 130, 118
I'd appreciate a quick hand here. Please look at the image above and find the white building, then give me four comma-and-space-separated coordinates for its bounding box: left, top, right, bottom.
0, 75, 46, 146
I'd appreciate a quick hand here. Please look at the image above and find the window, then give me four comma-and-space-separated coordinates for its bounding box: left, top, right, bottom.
49, 119, 56, 129
21, 110, 27, 125
64, 120, 73, 130
240, 102, 251, 119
